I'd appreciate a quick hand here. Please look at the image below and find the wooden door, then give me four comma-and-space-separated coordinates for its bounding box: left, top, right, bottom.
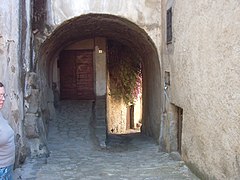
177, 107, 183, 154
126, 105, 134, 130
59, 50, 95, 100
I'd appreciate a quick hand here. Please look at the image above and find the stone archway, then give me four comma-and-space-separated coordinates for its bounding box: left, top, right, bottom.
38, 13, 162, 142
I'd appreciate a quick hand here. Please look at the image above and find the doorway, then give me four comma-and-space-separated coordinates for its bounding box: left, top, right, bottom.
177, 107, 183, 153
59, 50, 95, 100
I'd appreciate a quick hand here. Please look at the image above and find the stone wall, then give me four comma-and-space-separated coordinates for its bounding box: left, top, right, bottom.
24, 72, 50, 157
166, 0, 240, 179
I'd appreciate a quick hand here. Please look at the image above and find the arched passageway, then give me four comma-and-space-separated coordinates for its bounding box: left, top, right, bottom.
38, 13, 162, 141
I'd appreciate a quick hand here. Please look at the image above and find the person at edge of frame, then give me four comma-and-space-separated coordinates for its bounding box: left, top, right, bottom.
0, 82, 15, 180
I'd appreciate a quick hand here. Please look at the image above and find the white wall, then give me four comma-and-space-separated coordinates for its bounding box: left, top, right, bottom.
46, 0, 162, 56
94, 37, 107, 97
169, 0, 240, 179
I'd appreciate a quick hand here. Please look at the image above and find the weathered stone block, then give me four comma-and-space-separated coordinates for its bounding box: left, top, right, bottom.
27, 138, 49, 158
24, 114, 40, 138
26, 72, 38, 89
25, 89, 39, 113
47, 102, 55, 120
47, 88, 54, 103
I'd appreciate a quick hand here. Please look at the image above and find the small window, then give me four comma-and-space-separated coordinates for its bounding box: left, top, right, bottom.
167, 8, 172, 44
164, 71, 170, 86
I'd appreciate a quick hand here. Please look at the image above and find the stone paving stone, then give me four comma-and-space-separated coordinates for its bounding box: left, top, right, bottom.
13, 100, 199, 180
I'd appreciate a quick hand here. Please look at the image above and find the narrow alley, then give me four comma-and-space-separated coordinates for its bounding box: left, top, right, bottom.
14, 101, 199, 180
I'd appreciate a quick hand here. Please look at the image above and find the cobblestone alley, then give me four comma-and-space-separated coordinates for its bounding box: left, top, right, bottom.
14, 101, 199, 180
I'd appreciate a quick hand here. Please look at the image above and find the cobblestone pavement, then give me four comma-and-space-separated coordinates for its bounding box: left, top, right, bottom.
14, 101, 199, 180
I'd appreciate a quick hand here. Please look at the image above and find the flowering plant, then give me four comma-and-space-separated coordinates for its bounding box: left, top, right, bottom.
108, 41, 142, 105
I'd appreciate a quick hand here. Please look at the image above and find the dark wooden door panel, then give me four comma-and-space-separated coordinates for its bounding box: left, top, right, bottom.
59, 50, 94, 100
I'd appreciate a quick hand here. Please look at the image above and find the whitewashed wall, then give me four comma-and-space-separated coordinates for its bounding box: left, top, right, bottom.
169, 0, 240, 179
46, 0, 162, 56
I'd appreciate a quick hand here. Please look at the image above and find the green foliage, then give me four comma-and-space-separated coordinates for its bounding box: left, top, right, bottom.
108, 41, 142, 105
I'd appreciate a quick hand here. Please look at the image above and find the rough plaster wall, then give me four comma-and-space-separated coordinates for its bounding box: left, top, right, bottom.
0, 0, 49, 165
142, 52, 162, 139
0, 1, 27, 165
46, 0, 162, 59
0, 1, 22, 121
107, 95, 127, 134
170, 0, 240, 179
134, 96, 142, 127
107, 96, 142, 134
